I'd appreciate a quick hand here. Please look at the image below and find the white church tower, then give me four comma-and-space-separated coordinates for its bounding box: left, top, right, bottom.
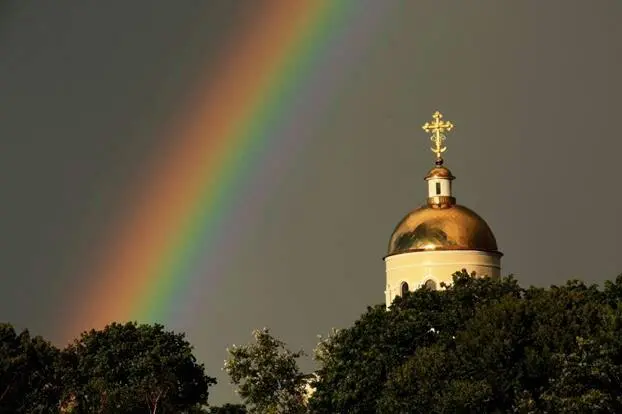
384, 111, 502, 306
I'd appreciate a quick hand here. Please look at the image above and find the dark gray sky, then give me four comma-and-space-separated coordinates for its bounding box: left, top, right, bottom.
1, 0, 621, 405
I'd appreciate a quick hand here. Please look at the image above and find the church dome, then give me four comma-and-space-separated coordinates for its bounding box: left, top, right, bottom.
387, 204, 500, 257
383, 111, 503, 307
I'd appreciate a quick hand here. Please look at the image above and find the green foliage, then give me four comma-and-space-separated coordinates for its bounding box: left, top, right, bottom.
309, 270, 521, 412
61, 322, 216, 413
4, 271, 622, 412
224, 328, 310, 414
0, 322, 217, 413
537, 302, 622, 414
208, 403, 247, 413
308, 270, 622, 413
0, 323, 61, 413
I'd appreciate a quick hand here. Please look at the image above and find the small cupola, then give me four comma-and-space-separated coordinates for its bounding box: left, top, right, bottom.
425, 159, 455, 207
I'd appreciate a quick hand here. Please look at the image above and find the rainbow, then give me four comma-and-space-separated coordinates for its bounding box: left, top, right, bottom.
65, 0, 392, 339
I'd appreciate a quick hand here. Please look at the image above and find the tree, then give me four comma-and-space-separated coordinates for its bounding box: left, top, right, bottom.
208, 403, 247, 413
224, 328, 310, 414
309, 270, 520, 412
308, 270, 622, 413
61, 322, 216, 413
538, 336, 622, 413
537, 301, 622, 414
0, 323, 61, 413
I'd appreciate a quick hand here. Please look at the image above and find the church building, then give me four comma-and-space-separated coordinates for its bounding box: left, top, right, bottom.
384, 111, 502, 306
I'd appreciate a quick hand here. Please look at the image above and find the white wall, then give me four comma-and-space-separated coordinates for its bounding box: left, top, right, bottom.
384, 249, 501, 306
427, 178, 452, 197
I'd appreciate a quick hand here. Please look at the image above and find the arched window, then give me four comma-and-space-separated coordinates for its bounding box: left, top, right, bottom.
400, 282, 409, 296
424, 279, 437, 291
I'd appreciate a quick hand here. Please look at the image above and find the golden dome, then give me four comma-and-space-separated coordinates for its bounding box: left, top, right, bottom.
387, 204, 501, 257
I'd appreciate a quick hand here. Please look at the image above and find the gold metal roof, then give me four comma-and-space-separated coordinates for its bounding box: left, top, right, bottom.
425, 166, 455, 180
387, 204, 501, 257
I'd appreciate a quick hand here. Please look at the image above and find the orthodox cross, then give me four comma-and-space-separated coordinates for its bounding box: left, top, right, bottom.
422, 111, 454, 160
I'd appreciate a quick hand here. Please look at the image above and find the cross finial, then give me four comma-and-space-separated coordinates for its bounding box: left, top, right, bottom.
422, 111, 454, 163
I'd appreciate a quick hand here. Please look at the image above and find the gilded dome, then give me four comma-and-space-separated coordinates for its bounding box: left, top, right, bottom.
387, 204, 501, 257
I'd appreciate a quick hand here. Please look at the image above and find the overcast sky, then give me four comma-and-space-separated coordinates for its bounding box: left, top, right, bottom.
1, 0, 621, 405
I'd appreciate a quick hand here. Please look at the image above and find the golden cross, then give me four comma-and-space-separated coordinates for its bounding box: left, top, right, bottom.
422, 111, 454, 160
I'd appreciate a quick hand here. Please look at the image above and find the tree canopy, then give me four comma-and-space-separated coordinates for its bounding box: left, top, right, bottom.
0, 322, 216, 413
308, 270, 622, 413
224, 328, 309, 414
4, 271, 622, 413
63, 322, 216, 413
207, 403, 248, 413
0, 323, 60, 413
